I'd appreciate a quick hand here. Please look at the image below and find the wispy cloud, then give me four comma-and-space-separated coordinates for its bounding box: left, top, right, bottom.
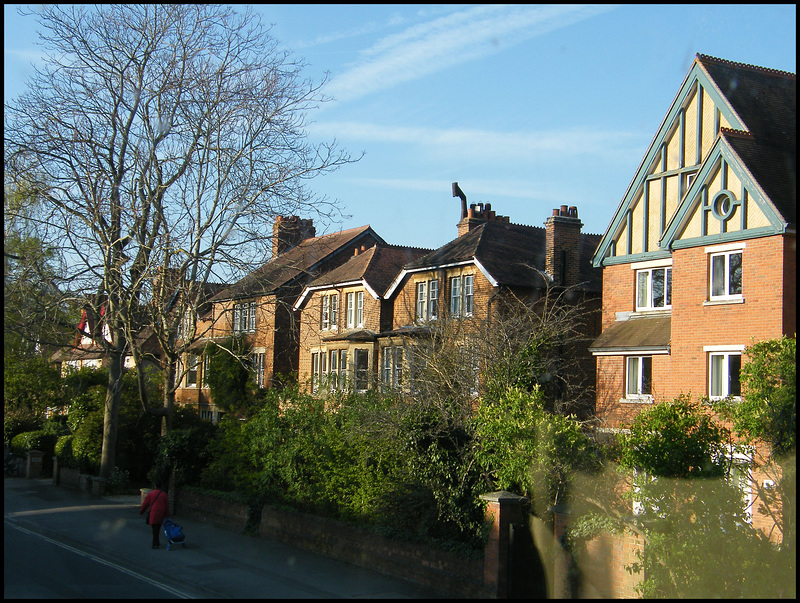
5, 48, 47, 65
308, 120, 640, 162
326, 4, 616, 102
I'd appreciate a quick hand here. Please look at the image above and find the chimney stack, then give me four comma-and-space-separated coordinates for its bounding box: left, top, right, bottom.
455, 186, 510, 237
272, 216, 315, 257
545, 206, 582, 287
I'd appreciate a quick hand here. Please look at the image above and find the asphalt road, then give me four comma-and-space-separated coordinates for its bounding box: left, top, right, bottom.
4, 476, 448, 599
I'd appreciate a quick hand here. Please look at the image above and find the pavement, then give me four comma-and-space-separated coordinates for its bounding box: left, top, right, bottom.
4, 475, 451, 599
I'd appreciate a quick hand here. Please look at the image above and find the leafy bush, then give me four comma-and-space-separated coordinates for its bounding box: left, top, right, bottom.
55, 434, 78, 469
199, 387, 488, 550
104, 467, 131, 495
148, 410, 218, 488
474, 386, 600, 516
10, 429, 59, 475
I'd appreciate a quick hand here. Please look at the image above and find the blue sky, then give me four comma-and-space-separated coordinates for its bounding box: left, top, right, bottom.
4, 4, 796, 250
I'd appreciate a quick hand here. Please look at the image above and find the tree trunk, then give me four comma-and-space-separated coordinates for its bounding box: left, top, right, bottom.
99, 347, 124, 480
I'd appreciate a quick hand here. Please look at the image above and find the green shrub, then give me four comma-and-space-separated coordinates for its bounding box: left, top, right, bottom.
104, 467, 131, 495
10, 429, 59, 475
54, 434, 78, 469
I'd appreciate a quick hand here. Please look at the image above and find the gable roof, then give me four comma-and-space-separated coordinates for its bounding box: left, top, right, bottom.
212, 225, 385, 302
294, 244, 431, 309
386, 220, 602, 297
698, 55, 795, 227
593, 54, 796, 267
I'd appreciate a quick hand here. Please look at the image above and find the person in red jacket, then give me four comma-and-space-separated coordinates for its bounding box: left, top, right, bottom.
139, 484, 170, 549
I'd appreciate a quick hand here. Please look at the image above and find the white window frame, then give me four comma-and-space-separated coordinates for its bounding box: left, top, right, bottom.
356, 291, 364, 328
625, 355, 653, 400
727, 452, 754, 524
311, 350, 327, 393
186, 354, 200, 388
337, 349, 347, 390
330, 294, 338, 329
252, 353, 265, 389
450, 276, 462, 316
233, 301, 256, 334
706, 345, 743, 400
416, 282, 426, 321
464, 274, 474, 316
346, 292, 355, 329
450, 275, 475, 317
636, 267, 672, 311
381, 346, 404, 389
415, 279, 438, 322
427, 279, 438, 320
321, 295, 331, 330
707, 245, 743, 301
328, 349, 339, 390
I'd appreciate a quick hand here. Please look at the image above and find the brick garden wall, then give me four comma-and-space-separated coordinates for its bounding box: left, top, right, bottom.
176, 488, 486, 598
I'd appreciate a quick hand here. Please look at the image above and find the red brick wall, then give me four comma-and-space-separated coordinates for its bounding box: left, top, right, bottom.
596, 234, 793, 427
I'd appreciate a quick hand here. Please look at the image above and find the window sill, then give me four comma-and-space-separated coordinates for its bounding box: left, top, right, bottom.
703, 297, 744, 306
632, 308, 671, 316
620, 397, 654, 404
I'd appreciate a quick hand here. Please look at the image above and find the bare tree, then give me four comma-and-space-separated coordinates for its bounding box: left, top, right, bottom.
404, 272, 599, 421
4, 5, 357, 479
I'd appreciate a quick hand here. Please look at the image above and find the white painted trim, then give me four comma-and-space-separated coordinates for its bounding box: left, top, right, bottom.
704, 241, 746, 254
703, 344, 746, 352
592, 349, 670, 356
630, 257, 673, 270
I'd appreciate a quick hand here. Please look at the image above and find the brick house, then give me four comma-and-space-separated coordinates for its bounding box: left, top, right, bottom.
381, 192, 602, 410
589, 54, 795, 541
294, 244, 431, 394
173, 217, 385, 420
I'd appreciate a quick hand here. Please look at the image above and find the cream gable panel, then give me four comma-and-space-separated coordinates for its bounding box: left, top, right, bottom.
666, 141, 785, 249
593, 59, 757, 267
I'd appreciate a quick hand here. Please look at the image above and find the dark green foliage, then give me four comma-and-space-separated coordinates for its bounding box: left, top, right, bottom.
618, 394, 727, 478
10, 429, 59, 475
716, 335, 796, 458
474, 386, 600, 517
148, 407, 218, 488
4, 355, 63, 444
203, 338, 254, 416
199, 387, 488, 550
613, 392, 794, 598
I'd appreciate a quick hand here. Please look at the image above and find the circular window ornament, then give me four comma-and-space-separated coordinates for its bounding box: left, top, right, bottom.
711, 190, 737, 221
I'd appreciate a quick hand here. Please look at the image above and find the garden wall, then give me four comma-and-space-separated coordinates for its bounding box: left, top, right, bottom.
176, 488, 486, 598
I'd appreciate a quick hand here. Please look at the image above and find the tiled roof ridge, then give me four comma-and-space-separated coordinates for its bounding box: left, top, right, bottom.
485, 219, 545, 232
696, 53, 796, 80
298, 223, 370, 245
376, 242, 434, 253
720, 127, 755, 139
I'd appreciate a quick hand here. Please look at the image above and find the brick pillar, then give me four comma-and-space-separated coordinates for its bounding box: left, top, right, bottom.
25, 450, 44, 478
480, 491, 527, 598
552, 504, 572, 599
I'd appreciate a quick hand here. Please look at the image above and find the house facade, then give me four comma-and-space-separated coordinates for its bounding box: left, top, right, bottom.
589, 54, 795, 539
294, 244, 431, 394
381, 196, 603, 411
172, 217, 385, 420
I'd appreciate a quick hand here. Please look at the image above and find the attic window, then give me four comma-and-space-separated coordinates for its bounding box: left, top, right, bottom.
710, 190, 738, 222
